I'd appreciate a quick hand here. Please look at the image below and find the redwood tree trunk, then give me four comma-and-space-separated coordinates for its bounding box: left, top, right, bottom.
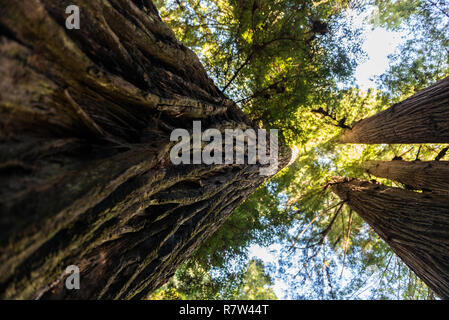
364, 160, 449, 195
339, 76, 449, 144
331, 177, 449, 299
0, 0, 288, 299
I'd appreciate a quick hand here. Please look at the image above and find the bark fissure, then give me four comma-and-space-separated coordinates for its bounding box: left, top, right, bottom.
0, 0, 289, 299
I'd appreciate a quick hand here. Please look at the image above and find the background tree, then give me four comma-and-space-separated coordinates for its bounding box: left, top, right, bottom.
331, 177, 449, 299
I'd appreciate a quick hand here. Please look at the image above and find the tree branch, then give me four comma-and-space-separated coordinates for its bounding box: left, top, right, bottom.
435, 146, 449, 161
311, 107, 351, 129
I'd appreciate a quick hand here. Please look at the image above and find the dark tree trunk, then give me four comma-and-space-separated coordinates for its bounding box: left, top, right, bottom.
339, 76, 449, 144
0, 0, 288, 299
364, 160, 449, 195
331, 177, 449, 299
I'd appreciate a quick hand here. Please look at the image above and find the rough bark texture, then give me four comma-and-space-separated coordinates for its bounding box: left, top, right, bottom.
331, 177, 449, 299
364, 160, 449, 195
339, 76, 449, 144
0, 0, 289, 299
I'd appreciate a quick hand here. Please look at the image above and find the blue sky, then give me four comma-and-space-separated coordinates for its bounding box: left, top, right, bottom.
354, 27, 406, 89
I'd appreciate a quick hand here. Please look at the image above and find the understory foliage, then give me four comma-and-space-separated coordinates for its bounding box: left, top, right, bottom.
151, 0, 449, 300
151, 259, 277, 300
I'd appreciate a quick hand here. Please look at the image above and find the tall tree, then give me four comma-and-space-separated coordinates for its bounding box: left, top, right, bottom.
364, 160, 449, 195
331, 177, 449, 299
339, 76, 449, 144
0, 0, 288, 299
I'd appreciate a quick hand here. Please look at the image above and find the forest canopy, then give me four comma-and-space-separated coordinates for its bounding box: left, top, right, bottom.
151, 0, 449, 300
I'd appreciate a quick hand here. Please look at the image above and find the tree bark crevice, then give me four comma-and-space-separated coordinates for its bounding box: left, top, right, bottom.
0, 0, 290, 299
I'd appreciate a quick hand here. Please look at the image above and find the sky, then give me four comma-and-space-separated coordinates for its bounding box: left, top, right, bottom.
349, 6, 409, 90
344, 4, 410, 90
248, 10, 410, 299
354, 27, 406, 90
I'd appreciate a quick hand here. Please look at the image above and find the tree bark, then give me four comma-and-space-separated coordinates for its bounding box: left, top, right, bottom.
364, 160, 449, 195
339, 76, 449, 144
0, 0, 289, 299
331, 177, 449, 299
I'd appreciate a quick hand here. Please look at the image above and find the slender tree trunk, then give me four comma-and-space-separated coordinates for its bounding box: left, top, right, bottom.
331, 177, 449, 299
339, 76, 449, 144
363, 160, 449, 195
0, 0, 288, 299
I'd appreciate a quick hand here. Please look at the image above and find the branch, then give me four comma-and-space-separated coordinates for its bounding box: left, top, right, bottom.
340, 209, 353, 278
428, 0, 449, 18
319, 202, 344, 245
289, 200, 346, 251
394, 146, 414, 160
222, 37, 306, 93
175, 0, 185, 11
222, 51, 255, 93
236, 78, 288, 104
415, 145, 422, 161
435, 146, 449, 161
311, 107, 351, 129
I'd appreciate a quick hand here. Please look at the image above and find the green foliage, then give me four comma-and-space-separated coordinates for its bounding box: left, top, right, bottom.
372, 0, 449, 97
155, 0, 364, 144
150, 259, 277, 300
238, 259, 277, 299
